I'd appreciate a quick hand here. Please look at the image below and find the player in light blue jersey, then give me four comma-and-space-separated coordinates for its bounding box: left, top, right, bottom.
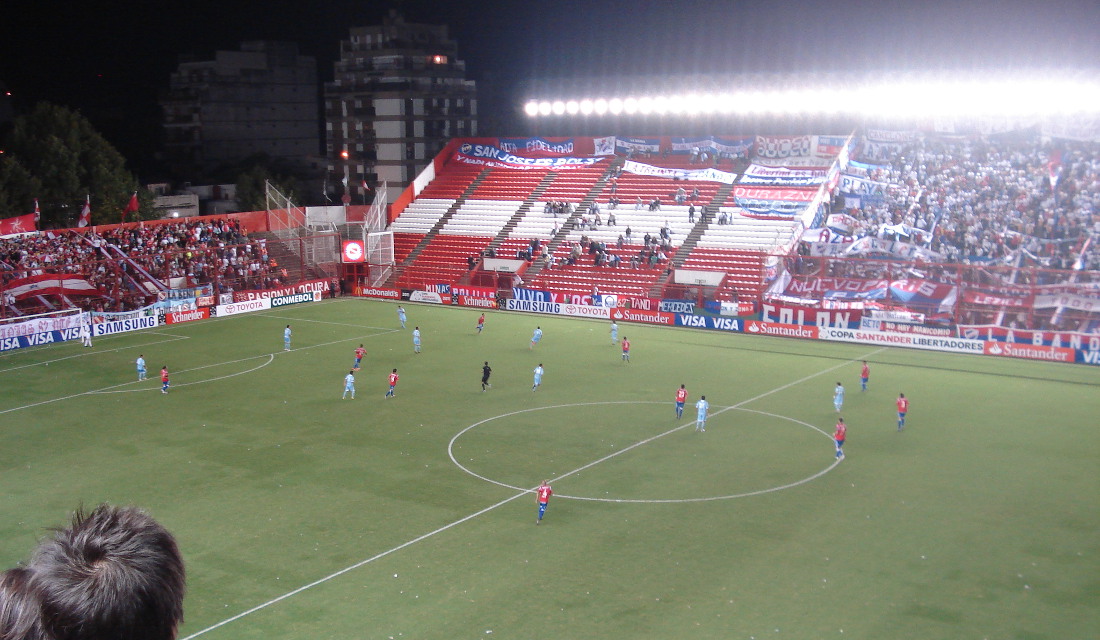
283, 325, 292, 351
695, 395, 709, 432
532, 363, 544, 391
397, 305, 407, 328
342, 370, 356, 399
136, 355, 147, 381
412, 326, 421, 353
530, 326, 542, 350
609, 321, 618, 344
833, 382, 844, 413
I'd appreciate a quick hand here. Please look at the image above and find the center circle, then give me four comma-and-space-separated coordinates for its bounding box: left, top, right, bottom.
448, 401, 839, 503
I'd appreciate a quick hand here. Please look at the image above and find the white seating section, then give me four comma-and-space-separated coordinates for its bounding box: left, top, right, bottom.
438, 199, 521, 236
390, 199, 455, 234
695, 208, 800, 249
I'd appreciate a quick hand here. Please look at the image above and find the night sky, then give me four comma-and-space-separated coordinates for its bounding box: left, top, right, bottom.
1, 0, 1097, 177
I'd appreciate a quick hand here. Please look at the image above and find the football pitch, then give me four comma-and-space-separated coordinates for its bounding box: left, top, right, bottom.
1, 298, 1097, 639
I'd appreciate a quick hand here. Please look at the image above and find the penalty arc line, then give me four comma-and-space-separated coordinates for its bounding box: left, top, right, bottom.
180, 346, 883, 640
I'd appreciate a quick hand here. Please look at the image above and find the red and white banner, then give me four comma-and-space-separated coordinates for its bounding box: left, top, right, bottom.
610, 307, 674, 325
957, 325, 1100, 351
962, 290, 1031, 307
78, 196, 92, 228
3, 273, 102, 300
451, 285, 496, 299
761, 302, 862, 327
0, 213, 38, 236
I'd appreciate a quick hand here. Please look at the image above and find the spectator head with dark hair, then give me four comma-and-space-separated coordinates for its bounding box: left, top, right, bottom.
0, 567, 47, 640
28, 504, 185, 640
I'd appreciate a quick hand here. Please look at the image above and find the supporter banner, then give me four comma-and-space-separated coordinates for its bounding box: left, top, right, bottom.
784, 277, 888, 298
623, 296, 661, 311
593, 136, 616, 156
839, 175, 889, 203
163, 285, 212, 301
356, 286, 401, 299
674, 313, 742, 332
4, 273, 102, 300
844, 160, 889, 178
0, 312, 87, 340
826, 213, 860, 234
866, 308, 924, 324
983, 341, 1075, 363
512, 288, 555, 303
615, 137, 661, 153
451, 285, 496, 299
703, 300, 758, 316
962, 290, 1031, 307
215, 298, 272, 317
888, 279, 957, 310
858, 319, 953, 336
806, 237, 943, 261
609, 307, 675, 325
859, 139, 904, 163
621, 161, 736, 184
761, 302, 861, 327
669, 136, 754, 155
740, 164, 829, 187
744, 320, 819, 339
754, 135, 814, 159
458, 295, 497, 309
454, 143, 602, 170
425, 283, 451, 294
736, 200, 803, 219
92, 316, 158, 337
1041, 117, 1100, 143
0, 213, 38, 236
864, 129, 919, 143
497, 137, 576, 157
956, 325, 1100, 352
234, 279, 331, 302
164, 308, 210, 324
731, 186, 817, 202
1033, 293, 1100, 312
818, 327, 984, 354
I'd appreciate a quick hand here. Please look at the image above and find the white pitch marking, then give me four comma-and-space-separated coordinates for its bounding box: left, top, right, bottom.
179, 347, 882, 639
0, 334, 191, 373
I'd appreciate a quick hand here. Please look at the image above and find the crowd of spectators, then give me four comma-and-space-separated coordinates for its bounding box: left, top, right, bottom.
0, 219, 291, 315
837, 135, 1099, 271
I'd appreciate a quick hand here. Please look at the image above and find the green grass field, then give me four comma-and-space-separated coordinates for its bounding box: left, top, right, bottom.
1, 298, 1097, 639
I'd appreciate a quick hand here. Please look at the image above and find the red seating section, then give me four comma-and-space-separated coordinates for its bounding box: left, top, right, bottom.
679, 248, 766, 297
396, 235, 492, 290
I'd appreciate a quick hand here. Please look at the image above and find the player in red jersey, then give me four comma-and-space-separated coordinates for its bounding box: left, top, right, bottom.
860, 360, 870, 392
535, 480, 552, 525
834, 418, 846, 460
621, 337, 630, 362
675, 384, 688, 419
160, 366, 170, 394
385, 368, 399, 398
353, 344, 366, 370
476, 313, 485, 334
896, 393, 909, 431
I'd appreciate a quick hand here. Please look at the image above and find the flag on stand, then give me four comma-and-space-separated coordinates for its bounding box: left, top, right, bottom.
33, 199, 40, 224
0, 213, 38, 236
78, 195, 92, 227
122, 192, 139, 222
360, 178, 369, 191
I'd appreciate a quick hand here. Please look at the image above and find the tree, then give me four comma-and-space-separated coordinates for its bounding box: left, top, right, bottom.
235, 160, 299, 213
0, 103, 150, 227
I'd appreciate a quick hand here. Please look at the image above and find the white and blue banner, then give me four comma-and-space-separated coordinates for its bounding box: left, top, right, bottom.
615, 137, 661, 153
455, 143, 603, 170
497, 137, 575, 156
673, 313, 742, 332
622, 161, 737, 184
740, 164, 829, 187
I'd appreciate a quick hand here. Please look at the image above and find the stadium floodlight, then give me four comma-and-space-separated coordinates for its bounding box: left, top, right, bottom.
521, 71, 1100, 119
524, 101, 539, 117
552, 101, 566, 115
566, 100, 580, 115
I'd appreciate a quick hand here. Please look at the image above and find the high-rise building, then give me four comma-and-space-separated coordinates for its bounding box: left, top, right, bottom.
161, 41, 319, 177
324, 11, 477, 204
